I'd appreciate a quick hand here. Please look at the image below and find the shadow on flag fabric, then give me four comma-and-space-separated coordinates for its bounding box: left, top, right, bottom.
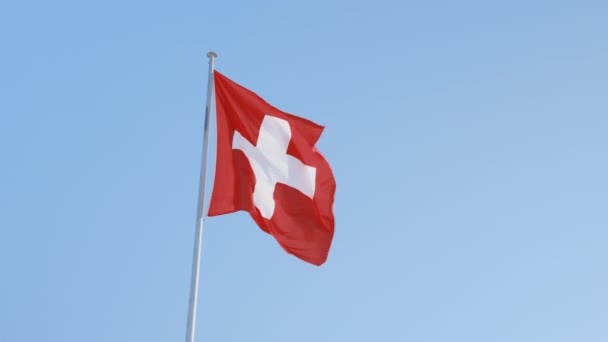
208, 71, 336, 266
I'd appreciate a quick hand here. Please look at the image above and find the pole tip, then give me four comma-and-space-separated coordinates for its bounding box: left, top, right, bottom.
207, 51, 218, 59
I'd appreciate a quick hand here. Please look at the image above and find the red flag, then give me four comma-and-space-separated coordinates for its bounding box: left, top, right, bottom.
208, 71, 336, 266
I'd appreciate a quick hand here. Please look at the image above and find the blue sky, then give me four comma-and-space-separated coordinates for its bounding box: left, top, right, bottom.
2, 1, 607, 341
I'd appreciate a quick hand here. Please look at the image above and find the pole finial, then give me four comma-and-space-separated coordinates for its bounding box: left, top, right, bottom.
207, 51, 218, 59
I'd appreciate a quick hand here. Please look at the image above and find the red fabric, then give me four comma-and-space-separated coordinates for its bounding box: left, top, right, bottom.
208, 71, 336, 266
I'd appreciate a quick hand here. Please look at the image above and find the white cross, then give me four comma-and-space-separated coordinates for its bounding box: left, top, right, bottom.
232, 115, 317, 219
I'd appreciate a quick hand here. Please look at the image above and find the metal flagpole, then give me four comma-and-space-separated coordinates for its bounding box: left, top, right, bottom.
185, 51, 217, 342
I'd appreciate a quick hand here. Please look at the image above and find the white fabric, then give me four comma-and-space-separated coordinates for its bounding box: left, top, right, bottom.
232, 115, 316, 219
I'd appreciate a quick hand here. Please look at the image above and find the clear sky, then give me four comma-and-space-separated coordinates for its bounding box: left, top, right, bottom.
2, 1, 607, 341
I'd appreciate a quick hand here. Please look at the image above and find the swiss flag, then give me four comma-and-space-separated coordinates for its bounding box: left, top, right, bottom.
208, 71, 336, 266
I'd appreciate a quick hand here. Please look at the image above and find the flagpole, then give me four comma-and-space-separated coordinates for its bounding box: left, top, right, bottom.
185, 51, 217, 342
